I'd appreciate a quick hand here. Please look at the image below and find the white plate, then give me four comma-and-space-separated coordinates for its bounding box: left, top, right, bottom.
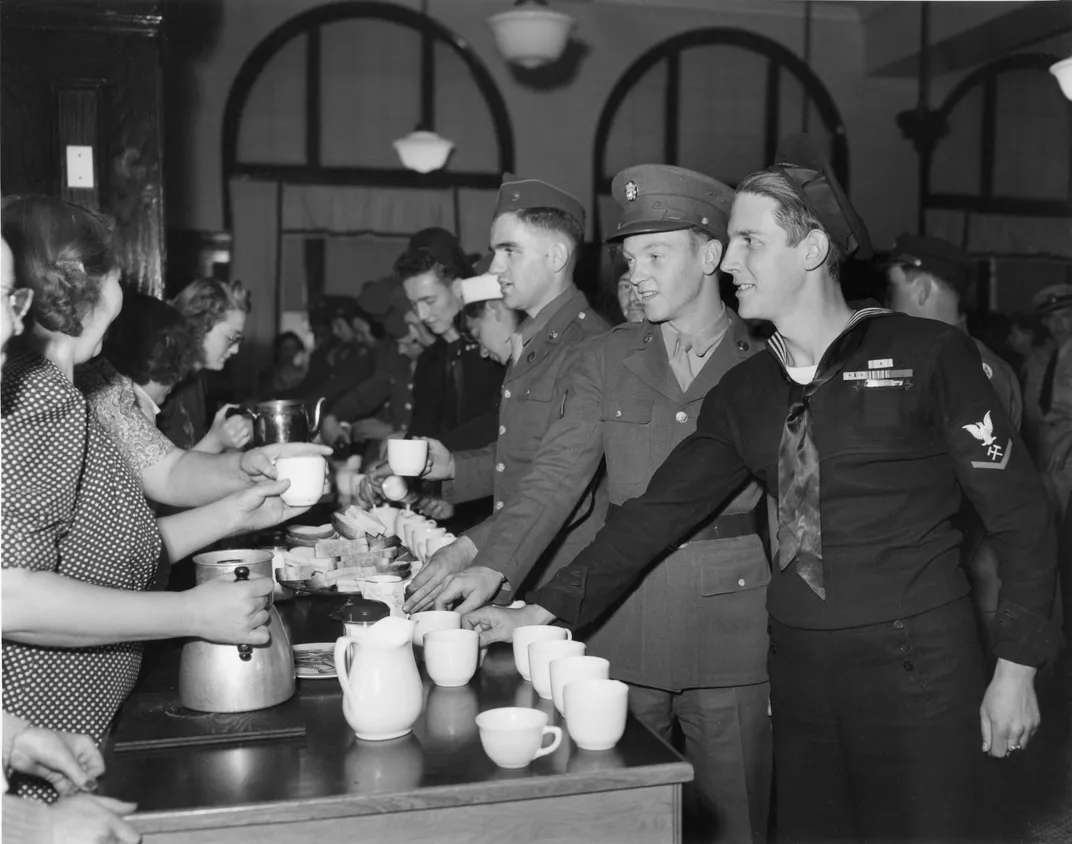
292, 643, 337, 679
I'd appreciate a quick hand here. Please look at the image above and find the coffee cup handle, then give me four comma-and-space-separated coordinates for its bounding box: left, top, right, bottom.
534, 725, 563, 760
563, 630, 572, 640
334, 636, 359, 705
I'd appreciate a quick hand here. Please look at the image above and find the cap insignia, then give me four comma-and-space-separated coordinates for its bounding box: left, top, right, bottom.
625, 181, 639, 202
512, 191, 521, 202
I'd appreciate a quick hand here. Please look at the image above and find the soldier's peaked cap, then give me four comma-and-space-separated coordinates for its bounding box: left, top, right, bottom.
493, 173, 586, 230
606, 164, 734, 244
1033, 283, 1072, 316
765, 134, 873, 260
889, 234, 971, 296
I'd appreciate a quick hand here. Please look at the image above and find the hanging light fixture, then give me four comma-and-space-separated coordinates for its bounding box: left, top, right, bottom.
394, 0, 455, 173
1051, 56, 1072, 101
394, 129, 455, 173
487, 0, 575, 70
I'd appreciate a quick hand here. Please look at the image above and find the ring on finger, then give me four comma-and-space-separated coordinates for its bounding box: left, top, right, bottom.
1007, 744, 1022, 753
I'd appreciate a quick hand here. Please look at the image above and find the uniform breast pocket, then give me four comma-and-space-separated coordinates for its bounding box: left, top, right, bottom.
600, 396, 654, 485
514, 377, 557, 447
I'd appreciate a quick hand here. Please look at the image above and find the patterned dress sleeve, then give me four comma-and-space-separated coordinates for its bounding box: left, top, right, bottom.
1, 352, 84, 573
75, 359, 176, 477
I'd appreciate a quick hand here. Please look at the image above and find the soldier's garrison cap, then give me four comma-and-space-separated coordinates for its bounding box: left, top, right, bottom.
493, 173, 586, 231
606, 164, 734, 243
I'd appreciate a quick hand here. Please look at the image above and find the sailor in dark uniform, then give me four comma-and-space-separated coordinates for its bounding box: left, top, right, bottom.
465, 137, 1062, 843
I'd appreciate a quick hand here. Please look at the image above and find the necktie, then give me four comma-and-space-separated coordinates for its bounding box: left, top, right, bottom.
1040, 347, 1060, 415
776, 318, 875, 599
509, 333, 523, 365
668, 333, 695, 392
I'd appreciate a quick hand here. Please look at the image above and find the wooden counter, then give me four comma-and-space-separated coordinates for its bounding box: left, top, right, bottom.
101, 596, 693, 843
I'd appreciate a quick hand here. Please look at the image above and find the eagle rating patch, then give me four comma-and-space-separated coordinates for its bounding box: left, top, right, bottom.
963, 410, 1011, 469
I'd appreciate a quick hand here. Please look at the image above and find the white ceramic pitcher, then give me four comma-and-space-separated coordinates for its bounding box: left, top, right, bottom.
334, 617, 423, 741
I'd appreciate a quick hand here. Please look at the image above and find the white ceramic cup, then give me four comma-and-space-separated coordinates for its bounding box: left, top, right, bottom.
388, 439, 429, 477
475, 707, 563, 769
564, 679, 629, 751
528, 639, 586, 700
424, 628, 479, 687
424, 533, 456, 562
363, 575, 406, 617
411, 610, 462, 647
274, 456, 327, 506
550, 655, 610, 716
512, 625, 571, 682
370, 506, 400, 537
416, 527, 449, 563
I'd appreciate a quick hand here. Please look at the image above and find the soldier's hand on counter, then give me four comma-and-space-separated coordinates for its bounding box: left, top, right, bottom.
402, 537, 478, 613
47, 794, 141, 844
435, 567, 507, 614
417, 437, 455, 481
6, 724, 104, 796
226, 479, 313, 534
462, 603, 556, 648
414, 496, 454, 521
187, 576, 273, 645
239, 442, 333, 482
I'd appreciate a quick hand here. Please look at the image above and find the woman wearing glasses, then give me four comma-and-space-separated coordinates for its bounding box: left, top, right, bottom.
1, 197, 275, 803
157, 278, 252, 451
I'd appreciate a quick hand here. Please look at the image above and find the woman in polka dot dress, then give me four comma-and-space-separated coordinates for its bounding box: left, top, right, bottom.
1, 197, 274, 802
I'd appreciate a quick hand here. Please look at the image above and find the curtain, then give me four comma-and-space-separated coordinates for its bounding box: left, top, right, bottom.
230, 177, 280, 397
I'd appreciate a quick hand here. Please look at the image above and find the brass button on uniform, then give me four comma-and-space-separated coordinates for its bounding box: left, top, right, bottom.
404, 402, 412, 410
903, 661, 914, 671
499, 425, 506, 435
495, 463, 506, 473
494, 500, 504, 511
893, 620, 904, 630
549, 330, 558, 340
578, 311, 586, 320
615, 410, 622, 418
737, 340, 749, 352
675, 411, 688, 423
738, 578, 746, 587
899, 643, 909, 653
504, 389, 511, 399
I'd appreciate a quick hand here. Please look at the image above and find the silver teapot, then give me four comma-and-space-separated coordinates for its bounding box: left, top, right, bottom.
230, 398, 326, 445
179, 550, 295, 713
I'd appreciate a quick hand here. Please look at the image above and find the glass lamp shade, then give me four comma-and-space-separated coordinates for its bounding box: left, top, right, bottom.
1051, 56, 1072, 102
393, 130, 455, 174
487, 6, 575, 70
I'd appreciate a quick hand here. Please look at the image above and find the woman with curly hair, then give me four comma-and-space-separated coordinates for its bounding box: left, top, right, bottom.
1, 197, 277, 802
157, 277, 252, 451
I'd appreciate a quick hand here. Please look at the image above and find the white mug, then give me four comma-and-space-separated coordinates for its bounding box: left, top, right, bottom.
274, 456, 327, 506
564, 679, 629, 751
414, 526, 448, 564
475, 707, 563, 769
411, 610, 461, 647
550, 655, 610, 716
363, 575, 405, 617
370, 505, 400, 537
388, 439, 429, 477
528, 639, 586, 700
424, 628, 479, 687
512, 625, 571, 682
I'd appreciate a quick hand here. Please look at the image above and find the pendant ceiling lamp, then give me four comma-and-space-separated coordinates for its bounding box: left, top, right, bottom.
394, 0, 454, 173
487, 0, 575, 70
1051, 56, 1072, 101
394, 129, 455, 174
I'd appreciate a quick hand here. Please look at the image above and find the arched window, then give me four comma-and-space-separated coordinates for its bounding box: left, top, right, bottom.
925, 53, 1071, 312
592, 28, 848, 241
219, 1, 513, 392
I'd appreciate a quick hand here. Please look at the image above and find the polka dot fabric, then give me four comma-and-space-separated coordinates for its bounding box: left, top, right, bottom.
1, 347, 161, 802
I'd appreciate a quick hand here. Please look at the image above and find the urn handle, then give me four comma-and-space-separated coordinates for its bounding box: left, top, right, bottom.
234, 566, 253, 662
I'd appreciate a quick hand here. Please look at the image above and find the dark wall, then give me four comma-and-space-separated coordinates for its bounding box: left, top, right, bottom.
1, 1, 167, 295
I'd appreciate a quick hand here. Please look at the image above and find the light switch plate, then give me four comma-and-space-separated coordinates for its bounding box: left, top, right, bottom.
66, 146, 94, 189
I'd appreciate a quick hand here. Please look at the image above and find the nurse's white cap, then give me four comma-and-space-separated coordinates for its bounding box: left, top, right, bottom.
459, 273, 503, 305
